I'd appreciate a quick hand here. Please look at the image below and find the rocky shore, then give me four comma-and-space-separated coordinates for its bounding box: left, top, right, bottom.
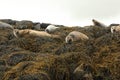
0, 19, 120, 80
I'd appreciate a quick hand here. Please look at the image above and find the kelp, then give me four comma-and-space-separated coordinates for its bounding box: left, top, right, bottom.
0, 20, 119, 80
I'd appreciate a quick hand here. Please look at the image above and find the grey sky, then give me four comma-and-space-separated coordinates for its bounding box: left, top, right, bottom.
52, 0, 120, 19
0, 0, 120, 26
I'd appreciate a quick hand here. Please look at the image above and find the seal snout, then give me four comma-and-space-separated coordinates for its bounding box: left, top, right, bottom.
45, 29, 49, 33
110, 26, 120, 33
68, 38, 72, 44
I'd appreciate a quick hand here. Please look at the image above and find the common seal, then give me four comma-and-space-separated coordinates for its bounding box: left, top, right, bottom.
45, 25, 59, 33
73, 63, 93, 80
0, 21, 13, 29
0, 21, 17, 38
14, 29, 59, 38
92, 19, 107, 27
111, 26, 120, 33
65, 31, 89, 43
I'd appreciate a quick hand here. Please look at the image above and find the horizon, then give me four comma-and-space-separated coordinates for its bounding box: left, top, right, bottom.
0, 0, 120, 26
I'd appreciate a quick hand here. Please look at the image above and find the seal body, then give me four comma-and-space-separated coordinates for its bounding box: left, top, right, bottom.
0, 21, 18, 38
111, 26, 120, 33
92, 19, 107, 27
0, 21, 13, 29
15, 29, 52, 38
65, 31, 89, 43
45, 25, 59, 33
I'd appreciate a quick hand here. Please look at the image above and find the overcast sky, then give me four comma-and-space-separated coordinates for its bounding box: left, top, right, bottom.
0, 0, 120, 26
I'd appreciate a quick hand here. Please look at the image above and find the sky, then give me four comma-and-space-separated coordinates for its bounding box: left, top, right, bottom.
0, 0, 120, 26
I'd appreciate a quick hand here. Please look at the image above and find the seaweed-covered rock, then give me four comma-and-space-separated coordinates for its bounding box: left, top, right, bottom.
18, 72, 50, 80
0, 19, 17, 25
15, 20, 33, 29
0, 19, 120, 80
6, 51, 36, 66
3, 55, 70, 80
33, 22, 41, 30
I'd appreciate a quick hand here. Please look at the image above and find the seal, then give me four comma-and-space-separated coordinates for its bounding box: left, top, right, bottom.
65, 31, 89, 44
111, 26, 120, 33
0, 21, 13, 29
0, 21, 17, 38
14, 29, 60, 38
15, 29, 51, 38
92, 19, 107, 27
45, 25, 59, 33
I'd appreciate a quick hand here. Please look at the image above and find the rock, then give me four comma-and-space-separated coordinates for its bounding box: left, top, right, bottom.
15, 20, 33, 29
33, 22, 41, 30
